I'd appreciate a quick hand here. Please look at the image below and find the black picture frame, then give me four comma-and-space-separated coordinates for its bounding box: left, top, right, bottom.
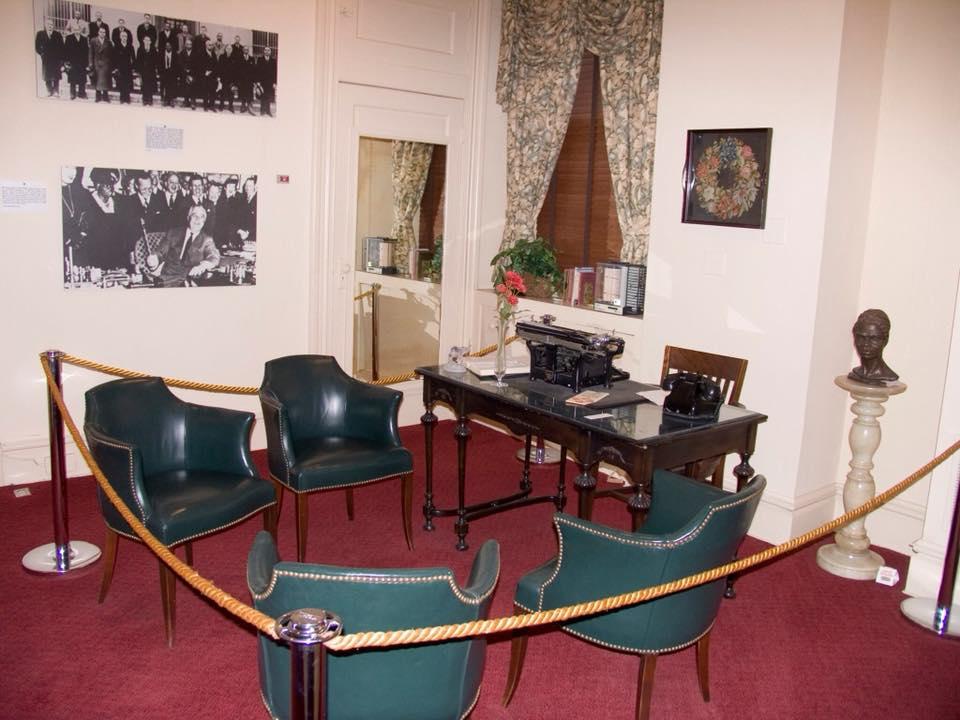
681, 128, 772, 229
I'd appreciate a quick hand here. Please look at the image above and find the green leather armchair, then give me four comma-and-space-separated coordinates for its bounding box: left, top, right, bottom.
247, 530, 500, 720
84, 376, 277, 647
503, 470, 766, 720
259, 355, 414, 561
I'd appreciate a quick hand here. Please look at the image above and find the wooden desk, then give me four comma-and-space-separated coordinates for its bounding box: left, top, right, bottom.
415, 365, 767, 550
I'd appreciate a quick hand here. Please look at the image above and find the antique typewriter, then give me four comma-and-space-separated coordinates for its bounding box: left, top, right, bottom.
516, 316, 629, 392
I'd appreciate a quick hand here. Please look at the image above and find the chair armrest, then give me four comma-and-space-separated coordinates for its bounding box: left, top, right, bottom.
535, 514, 672, 610
642, 470, 727, 535
344, 381, 403, 446
185, 402, 257, 476
247, 529, 281, 596
462, 539, 500, 602
259, 389, 296, 481
84, 425, 154, 523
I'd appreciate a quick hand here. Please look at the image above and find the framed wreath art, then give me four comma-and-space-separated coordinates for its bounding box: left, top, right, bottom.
682, 128, 772, 228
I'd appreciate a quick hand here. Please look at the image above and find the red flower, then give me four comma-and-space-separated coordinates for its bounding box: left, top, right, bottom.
507, 294, 519, 306
504, 270, 526, 293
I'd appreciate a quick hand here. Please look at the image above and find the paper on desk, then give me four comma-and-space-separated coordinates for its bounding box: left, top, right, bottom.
637, 388, 668, 405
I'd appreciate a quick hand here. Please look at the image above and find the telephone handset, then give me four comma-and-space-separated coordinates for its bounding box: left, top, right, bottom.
661, 372, 723, 422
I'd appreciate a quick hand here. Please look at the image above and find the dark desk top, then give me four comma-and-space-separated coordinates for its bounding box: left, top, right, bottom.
415, 365, 767, 445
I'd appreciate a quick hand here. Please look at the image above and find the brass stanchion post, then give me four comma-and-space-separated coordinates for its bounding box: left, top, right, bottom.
371, 283, 381, 382
277, 608, 342, 720
22, 350, 100, 573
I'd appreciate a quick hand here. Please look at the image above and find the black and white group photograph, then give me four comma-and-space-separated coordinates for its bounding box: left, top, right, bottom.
34, 1, 278, 116
61, 166, 259, 289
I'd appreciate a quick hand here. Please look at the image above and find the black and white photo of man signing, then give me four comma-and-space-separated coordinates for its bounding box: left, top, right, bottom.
62, 166, 258, 289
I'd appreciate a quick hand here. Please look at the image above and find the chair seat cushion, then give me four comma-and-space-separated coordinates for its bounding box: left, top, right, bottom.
143, 470, 275, 546
287, 437, 413, 492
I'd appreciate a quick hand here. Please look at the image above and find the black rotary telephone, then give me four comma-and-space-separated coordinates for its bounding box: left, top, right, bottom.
661, 372, 723, 422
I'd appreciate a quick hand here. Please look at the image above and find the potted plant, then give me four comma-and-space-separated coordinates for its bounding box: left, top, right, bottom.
490, 236, 564, 298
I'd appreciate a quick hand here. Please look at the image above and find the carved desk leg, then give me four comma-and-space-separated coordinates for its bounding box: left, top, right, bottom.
454, 414, 472, 551
520, 434, 533, 492
421, 407, 437, 531
725, 451, 756, 598
575, 461, 597, 520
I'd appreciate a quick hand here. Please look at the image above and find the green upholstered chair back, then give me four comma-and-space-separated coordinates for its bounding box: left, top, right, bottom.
260, 355, 372, 445
85, 376, 191, 475
549, 474, 765, 653
248, 532, 499, 720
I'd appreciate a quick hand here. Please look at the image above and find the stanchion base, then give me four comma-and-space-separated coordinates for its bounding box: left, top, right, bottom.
900, 597, 960, 637
815, 543, 884, 580
515, 445, 562, 465
22, 541, 101, 574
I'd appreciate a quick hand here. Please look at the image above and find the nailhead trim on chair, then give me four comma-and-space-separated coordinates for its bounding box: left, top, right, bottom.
514, 599, 716, 655
535, 487, 762, 618
253, 564, 500, 606
271, 469, 413, 494
260, 393, 292, 485
91, 434, 147, 522
106, 500, 276, 548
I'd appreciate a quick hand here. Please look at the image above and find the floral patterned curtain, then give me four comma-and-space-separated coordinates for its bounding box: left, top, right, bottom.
496, 0, 663, 263
390, 141, 435, 265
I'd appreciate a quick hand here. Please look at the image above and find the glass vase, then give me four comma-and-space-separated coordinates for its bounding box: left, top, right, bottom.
494, 313, 509, 387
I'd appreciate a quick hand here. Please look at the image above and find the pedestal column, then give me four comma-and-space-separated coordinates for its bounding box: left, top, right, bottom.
817, 375, 906, 580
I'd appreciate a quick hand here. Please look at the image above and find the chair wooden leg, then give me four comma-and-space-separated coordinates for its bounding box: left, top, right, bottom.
502, 608, 528, 707
98, 527, 119, 604
183, 542, 193, 567
401, 473, 414, 550
263, 503, 279, 540
159, 560, 176, 648
345, 488, 355, 521
296, 492, 309, 562
271, 478, 285, 517
635, 653, 657, 720
696, 630, 711, 702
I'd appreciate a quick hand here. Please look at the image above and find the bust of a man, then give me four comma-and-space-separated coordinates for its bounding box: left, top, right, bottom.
848, 309, 899, 385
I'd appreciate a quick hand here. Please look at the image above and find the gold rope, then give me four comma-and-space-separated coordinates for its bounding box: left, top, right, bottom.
354, 288, 376, 302
61, 333, 518, 394
40, 354, 279, 640
61, 353, 260, 394
46, 350, 957, 654
325, 438, 960, 652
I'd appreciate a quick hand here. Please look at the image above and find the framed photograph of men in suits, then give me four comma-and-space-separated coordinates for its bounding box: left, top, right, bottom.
34, 1, 279, 117
62, 165, 259, 289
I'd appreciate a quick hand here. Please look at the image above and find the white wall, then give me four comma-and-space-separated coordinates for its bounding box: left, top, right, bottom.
854, 0, 960, 555
1, 0, 319, 483
473, 0, 957, 551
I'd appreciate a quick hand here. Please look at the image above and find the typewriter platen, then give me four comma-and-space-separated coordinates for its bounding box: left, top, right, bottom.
516, 318, 629, 392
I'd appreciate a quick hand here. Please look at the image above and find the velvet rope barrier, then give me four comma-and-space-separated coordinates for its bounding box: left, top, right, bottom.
42, 351, 956, 654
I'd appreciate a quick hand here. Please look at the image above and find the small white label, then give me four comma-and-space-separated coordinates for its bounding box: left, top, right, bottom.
0, 180, 47, 212
13, 487, 32, 498
875, 566, 900, 586
146, 125, 184, 151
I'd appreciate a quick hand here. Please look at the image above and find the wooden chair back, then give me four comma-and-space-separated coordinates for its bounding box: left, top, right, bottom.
660, 345, 748, 406
660, 346, 749, 486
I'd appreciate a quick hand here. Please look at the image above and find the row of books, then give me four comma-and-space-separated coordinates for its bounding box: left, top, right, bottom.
562, 261, 646, 315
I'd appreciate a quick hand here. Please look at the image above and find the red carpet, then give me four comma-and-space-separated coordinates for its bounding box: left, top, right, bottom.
2, 421, 958, 719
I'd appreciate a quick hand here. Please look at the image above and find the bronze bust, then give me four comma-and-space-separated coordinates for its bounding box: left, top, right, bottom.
848, 309, 899, 385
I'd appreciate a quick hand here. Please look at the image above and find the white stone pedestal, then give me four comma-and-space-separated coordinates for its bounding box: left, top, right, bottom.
817, 375, 907, 580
